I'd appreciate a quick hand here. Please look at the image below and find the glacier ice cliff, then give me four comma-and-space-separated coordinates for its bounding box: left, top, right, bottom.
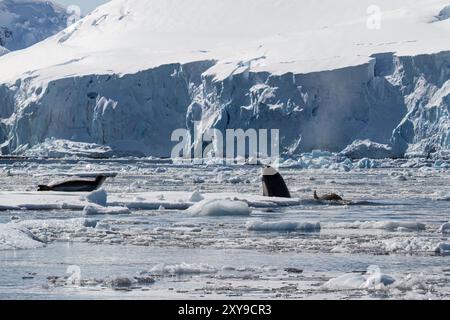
0, 51, 448, 158
0, 0, 449, 159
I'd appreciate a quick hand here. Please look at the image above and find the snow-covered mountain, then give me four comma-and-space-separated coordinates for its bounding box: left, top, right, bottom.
0, 0, 449, 158
0, 0, 69, 53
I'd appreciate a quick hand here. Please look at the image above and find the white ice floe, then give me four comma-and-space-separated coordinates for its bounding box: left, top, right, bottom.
0, 224, 44, 250
187, 199, 251, 216
438, 222, 450, 233
149, 263, 218, 275
382, 237, 439, 254
84, 189, 108, 207
324, 266, 396, 290
83, 205, 131, 216
15, 218, 98, 231
246, 220, 321, 232
332, 221, 426, 232
434, 243, 450, 255
189, 191, 205, 203
0, 191, 303, 212
359, 221, 425, 232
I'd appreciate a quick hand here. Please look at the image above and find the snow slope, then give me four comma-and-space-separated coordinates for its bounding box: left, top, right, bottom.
0, 0, 69, 52
0, 0, 449, 157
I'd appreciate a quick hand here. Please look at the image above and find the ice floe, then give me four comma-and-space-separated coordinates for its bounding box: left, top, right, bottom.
84, 189, 108, 207
189, 191, 205, 203
324, 266, 396, 290
187, 199, 251, 216
438, 222, 450, 233
246, 220, 321, 232
332, 221, 426, 232
0, 191, 304, 212
149, 263, 218, 275
83, 205, 131, 216
0, 224, 44, 250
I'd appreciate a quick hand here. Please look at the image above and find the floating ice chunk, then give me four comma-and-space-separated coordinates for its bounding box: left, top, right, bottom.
325, 269, 395, 290
382, 237, 438, 253
431, 192, 450, 201
83, 205, 131, 216
359, 221, 426, 232
149, 263, 217, 275
341, 140, 393, 159
16, 218, 97, 230
187, 199, 251, 216
435, 243, 450, 255
246, 220, 321, 232
189, 191, 205, 203
324, 273, 367, 290
0, 224, 45, 250
438, 222, 450, 233
84, 189, 107, 207
364, 273, 396, 289
356, 158, 375, 169
437, 5, 450, 21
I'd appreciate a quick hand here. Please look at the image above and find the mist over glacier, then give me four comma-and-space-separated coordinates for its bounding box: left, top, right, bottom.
0, 0, 449, 158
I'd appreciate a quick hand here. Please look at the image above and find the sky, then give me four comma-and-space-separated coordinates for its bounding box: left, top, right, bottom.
56, 0, 110, 13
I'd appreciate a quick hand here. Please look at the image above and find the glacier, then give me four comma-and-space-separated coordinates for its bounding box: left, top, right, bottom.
0, 0, 449, 158
0, 0, 69, 52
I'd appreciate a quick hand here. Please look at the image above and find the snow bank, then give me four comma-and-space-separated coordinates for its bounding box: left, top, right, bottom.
246, 220, 321, 232
0, 223, 44, 250
187, 199, 251, 216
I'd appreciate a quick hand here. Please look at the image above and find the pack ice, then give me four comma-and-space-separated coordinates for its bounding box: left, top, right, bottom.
0, 0, 448, 158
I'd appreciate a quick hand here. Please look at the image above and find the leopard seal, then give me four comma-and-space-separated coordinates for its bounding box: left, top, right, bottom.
314, 190, 343, 201
38, 175, 107, 192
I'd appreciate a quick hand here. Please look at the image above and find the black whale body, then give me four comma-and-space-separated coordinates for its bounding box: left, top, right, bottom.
262, 166, 291, 198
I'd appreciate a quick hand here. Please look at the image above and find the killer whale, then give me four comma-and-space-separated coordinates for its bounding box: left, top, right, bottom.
262, 166, 291, 198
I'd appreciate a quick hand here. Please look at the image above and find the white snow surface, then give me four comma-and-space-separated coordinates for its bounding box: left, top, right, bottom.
0, 0, 448, 82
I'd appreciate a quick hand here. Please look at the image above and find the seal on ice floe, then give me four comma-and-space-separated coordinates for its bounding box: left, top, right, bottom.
38, 175, 107, 192
262, 166, 291, 198
314, 190, 343, 201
